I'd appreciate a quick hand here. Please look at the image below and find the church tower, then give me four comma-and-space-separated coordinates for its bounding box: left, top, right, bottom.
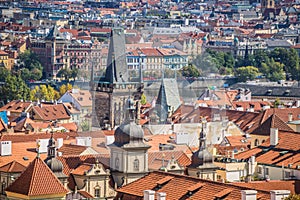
44, 132, 68, 186
188, 119, 218, 180
109, 98, 151, 187
92, 28, 143, 129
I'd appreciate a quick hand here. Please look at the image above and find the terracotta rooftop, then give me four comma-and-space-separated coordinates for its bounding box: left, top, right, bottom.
231, 180, 300, 194
57, 154, 110, 176
235, 131, 300, 169
0, 100, 32, 113
116, 171, 270, 200
32, 104, 70, 121
71, 163, 93, 175
233, 101, 272, 112
58, 144, 89, 156
0, 131, 78, 143
0, 160, 26, 173
5, 157, 68, 197
148, 150, 191, 170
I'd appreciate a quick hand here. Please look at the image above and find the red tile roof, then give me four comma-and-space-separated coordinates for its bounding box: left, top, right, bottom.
116, 171, 270, 200
0, 131, 78, 143
31, 104, 70, 121
0, 100, 32, 113
230, 180, 300, 194
148, 150, 191, 170
235, 131, 300, 169
58, 144, 88, 156
5, 157, 68, 197
71, 163, 93, 175
0, 160, 26, 173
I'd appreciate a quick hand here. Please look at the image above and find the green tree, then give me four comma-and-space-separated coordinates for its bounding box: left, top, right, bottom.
30, 85, 59, 101
71, 68, 79, 81
17, 50, 43, 81
141, 93, 147, 105
274, 98, 281, 108
181, 64, 201, 77
59, 83, 73, 96
57, 68, 72, 81
0, 67, 10, 82
0, 74, 30, 102
261, 58, 285, 81
235, 66, 259, 82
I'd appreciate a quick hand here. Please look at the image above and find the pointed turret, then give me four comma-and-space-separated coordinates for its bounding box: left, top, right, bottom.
104, 28, 129, 83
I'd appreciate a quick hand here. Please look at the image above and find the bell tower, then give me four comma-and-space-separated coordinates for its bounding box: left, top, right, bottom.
92, 28, 143, 129
108, 98, 151, 187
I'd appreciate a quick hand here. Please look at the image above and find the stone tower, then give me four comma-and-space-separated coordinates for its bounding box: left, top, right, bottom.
109, 98, 151, 187
93, 28, 143, 129
188, 119, 218, 180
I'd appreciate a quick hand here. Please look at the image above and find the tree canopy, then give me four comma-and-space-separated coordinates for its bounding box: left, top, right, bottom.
0, 74, 30, 102
235, 66, 259, 82
30, 85, 60, 101
16, 50, 43, 81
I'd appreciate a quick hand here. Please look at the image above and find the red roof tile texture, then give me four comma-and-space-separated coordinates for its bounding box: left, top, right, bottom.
0, 160, 26, 173
5, 157, 68, 197
230, 180, 300, 194
32, 104, 70, 121
116, 171, 270, 200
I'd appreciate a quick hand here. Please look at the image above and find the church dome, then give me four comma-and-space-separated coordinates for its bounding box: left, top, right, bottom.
114, 121, 144, 146
191, 149, 213, 167
45, 157, 64, 173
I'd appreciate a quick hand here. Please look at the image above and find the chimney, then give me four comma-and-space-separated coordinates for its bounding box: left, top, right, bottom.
270, 128, 278, 146
288, 113, 293, 122
241, 190, 257, 200
144, 190, 155, 200
156, 192, 166, 200
270, 190, 290, 200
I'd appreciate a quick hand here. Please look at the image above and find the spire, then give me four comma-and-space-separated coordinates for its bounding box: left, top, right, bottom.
47, 130, 56, 159
104, 28, 128, 83
199, 117, 207, 151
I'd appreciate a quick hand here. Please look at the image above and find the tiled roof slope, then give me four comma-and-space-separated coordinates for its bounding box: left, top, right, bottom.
172, 106, 297, 135
0, 100, 32, 113
235, 131, 300, 169
0, 160, 26, 173
148, 150, 191, 170
247, 114, 294, 135
5, 157, 68, 197
116, 171, 269, 200
32, 104, 70, 121
231, 180, 300, 194
0, 131, 78, 143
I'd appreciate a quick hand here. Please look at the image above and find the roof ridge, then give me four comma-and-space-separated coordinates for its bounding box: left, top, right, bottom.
8, 160, 16, 172
28, 157, 39, 195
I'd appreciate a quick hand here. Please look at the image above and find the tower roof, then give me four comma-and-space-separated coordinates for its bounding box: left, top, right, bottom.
104, 28, 129, 83
5, 157, 68, 197
45, 25, 64, 40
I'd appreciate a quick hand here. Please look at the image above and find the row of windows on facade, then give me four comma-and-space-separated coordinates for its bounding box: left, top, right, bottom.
127, 58, 187, 63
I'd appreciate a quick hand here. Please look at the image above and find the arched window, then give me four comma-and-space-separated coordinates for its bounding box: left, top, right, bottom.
133, 159, 139, 171
254, 139, 259, 146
